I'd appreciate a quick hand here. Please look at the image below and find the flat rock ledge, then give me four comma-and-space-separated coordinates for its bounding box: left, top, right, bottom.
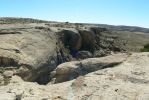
0, 52, 149, 100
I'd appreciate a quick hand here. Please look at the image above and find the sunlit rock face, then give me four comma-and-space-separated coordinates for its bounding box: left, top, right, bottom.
50, 53, 128, 83
0, 25, 127, 84
0, 26, 59, 83
1, 18, 149, 99
0, 53, 149, 100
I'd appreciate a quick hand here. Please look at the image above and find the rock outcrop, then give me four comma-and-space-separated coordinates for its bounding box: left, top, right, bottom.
77, 50, 93, 59
91, 27, 127, 56
58, 27, 127, 59
0, 23, 148, 85
0, 25, 60, 84
50, 53, 128, 83
59, 29, 82, 51
0, 52, 149, 100
79, 30, 95, 52
1, 18, 149, 100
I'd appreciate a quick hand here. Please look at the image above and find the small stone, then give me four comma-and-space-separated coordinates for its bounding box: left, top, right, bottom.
77, 51, 93, 59
3, 71, 13, 78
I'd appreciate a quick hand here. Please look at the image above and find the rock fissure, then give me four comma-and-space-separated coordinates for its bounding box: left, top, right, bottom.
0, 48, 21, 53
0, 56, 19, 68
0, 31, 22, 35
50, 53, 128, 83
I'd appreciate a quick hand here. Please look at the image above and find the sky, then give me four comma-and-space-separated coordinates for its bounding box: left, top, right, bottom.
0, 0, 149, 28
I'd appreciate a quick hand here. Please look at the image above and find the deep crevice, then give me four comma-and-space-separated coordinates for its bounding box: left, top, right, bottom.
0, 31, 22, 35
52, 62, 122, 84
0, 56, 19, 67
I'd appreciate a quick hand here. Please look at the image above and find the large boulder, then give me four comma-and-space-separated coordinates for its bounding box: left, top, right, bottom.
58, 28, 127, 58
77, 50, 93, 59
60, 30, 82, 51
0, 24, 59, 83
50, 53, 128, 83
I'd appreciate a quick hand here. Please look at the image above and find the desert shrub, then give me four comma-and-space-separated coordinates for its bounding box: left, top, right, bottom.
140, 43, 149, 52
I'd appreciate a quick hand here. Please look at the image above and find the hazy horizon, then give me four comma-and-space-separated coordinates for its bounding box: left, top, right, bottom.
0, 0, 149, 28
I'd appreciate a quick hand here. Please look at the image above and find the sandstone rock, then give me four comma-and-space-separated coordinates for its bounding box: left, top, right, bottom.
79, 30, 95, 52
3, 71, 13, 78
60, 30, 82, 51
0, 53, 149, 100
10, 75, 24, 83
1, 19, 149, 99
51, 53, 128, 83
0, 93, 16, 100
77, 50, 93, 59
0, 22, 148, 86
93, 49, 108, 57
91, 27, 127, 54
58, 28, 126, 59
0, 25, 59, 83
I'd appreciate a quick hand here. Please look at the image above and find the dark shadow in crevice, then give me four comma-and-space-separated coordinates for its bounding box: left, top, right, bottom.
0, 31, 22, 35
0, 56, 19, 67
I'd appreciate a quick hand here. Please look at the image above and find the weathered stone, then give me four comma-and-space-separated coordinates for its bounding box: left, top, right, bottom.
60, 30, 82, 51
0, 21, 148, 86
93, 49, 108, 57
51, 53, 128, 83
3, 71, 13, 78
77, 50, 93, 59
0, 53, 149, 100
0, 25, 58, 83
79, 30, 95, 52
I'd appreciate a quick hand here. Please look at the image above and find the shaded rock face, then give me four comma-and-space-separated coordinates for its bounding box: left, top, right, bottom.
79, 30, 95, 53
60, 30, 82, 51
0, 56, 18, 67
59, 28, 126, 59
91, 27, 127, 56
77, 51, 93, 59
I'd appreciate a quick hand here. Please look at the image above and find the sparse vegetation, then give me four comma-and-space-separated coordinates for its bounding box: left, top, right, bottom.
0, 17, 49, 24
140, 43, 149, 52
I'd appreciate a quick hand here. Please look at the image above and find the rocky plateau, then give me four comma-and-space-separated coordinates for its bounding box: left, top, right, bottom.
0, 18, 149, 100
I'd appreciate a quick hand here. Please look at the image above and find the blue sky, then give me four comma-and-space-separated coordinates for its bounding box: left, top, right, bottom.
0, 0, 149, 28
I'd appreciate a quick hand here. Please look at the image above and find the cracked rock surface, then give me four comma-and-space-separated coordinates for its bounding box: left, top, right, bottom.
0, 23, 130, 84
0, 53, 149, 100
1, 21, 149, 100
50, 53, 128, 83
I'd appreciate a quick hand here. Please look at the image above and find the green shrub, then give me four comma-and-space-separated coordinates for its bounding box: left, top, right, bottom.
140, 43, 149, 52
